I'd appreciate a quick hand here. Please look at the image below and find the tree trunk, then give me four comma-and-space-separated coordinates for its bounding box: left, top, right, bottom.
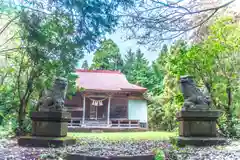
225, 82, 237, 137
225, 105, 236, 137
16, 99, 27, 136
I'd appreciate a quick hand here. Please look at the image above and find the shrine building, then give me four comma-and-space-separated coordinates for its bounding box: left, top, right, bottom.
65, 69, 148, 131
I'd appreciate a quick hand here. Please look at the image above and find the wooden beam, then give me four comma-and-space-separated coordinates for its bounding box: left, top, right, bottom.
66, 107, 83, 111
85, 95, 108, 98
128, 96, 145, 100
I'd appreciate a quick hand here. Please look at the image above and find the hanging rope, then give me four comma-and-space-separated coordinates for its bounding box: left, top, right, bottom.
86, 97, 108, 106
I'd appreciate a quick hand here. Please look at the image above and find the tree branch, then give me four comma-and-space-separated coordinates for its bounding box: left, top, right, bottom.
122, 0, 236, 47
189, 0, 235, 15
151, 0, 235, 15
0, 72, 8, 85
0, 47, 21, 53
0, 15, 19, 36
0, 33, 20, 49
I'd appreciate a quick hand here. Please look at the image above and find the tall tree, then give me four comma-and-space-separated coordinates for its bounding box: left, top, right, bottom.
91, 39, 123, 70
81, 60, 89, 70
160, 44, 168, 55
12, 10, 83, 135
122, 49, 135, 75
0, 0, 135, 135
124, 49, 148, 83
123, 49, 163, 94
0, 0, 135, 56
148, 41, 188, 131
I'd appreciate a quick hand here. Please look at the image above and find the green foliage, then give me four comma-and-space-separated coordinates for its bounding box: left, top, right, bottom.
0, 85, 16, 124
0, 0, 135, 134
18, 10, 83, 83
53, 0, 135, 50
81, 60, 89, 69
91, 39, 123, 70
123, 49, 163, 95
0, 66, 19, 126
14, 10, 83, 134
0, 126, 14, 138
5, 0, 135, 51
148, 42, 186, 131
124, 49, 149, 84
153, 149, 165, 160
91, 43, 164, 94
150, 17, 240, 136
90, 42, 164, 94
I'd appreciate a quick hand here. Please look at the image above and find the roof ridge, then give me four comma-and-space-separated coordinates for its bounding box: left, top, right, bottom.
76, 69, 122, 74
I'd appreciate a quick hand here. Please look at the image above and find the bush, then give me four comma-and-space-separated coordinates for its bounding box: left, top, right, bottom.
148, 93, 182, 131
148, 104, 179, 131
0, 126, 14, 138
1, 112, 32, 136
153, 149, 165, 160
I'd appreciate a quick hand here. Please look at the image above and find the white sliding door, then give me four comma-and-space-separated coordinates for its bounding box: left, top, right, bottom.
128, 100, 147, 123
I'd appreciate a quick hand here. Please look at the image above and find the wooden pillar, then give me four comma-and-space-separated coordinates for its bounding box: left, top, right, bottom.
96, 106, 98, 120
107, 96, 111, 126
82, 95, 86, 124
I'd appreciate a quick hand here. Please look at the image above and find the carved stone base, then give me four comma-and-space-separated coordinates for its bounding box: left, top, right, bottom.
176, 110, 226, 146
176, 137, 226, 146
18, 136, 76, 147
177, 110, 221, 137
17, 111, 76, 147
31, 111, 71, 137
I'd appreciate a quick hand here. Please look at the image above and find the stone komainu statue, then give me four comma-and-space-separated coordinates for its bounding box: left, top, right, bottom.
38, 77, 68, 112
180, 75, 211, 110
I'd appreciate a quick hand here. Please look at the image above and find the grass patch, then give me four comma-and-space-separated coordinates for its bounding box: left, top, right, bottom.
68, 131, 176, 140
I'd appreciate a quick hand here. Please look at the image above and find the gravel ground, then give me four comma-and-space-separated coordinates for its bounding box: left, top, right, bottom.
0, 138, 239, 160
175, 140, 240, 160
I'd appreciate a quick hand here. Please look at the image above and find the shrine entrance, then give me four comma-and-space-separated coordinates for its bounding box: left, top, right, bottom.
81, 93, 112, 125
87, 96, 108, 120
89, 105, 97, 120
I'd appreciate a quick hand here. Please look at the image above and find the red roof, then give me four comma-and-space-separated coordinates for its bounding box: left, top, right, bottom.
75, 69, 147, 92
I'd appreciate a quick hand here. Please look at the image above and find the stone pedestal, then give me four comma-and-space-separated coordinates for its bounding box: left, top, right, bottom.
31, 112, 70, 137
18, 111, 76, 147
176, 110, 226, 146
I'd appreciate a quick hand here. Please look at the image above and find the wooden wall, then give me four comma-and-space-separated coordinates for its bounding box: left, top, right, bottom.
65, 92, 83, 108
110, 98, 128, 119
65, 92, 144, 119
65, 92, 83, 118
